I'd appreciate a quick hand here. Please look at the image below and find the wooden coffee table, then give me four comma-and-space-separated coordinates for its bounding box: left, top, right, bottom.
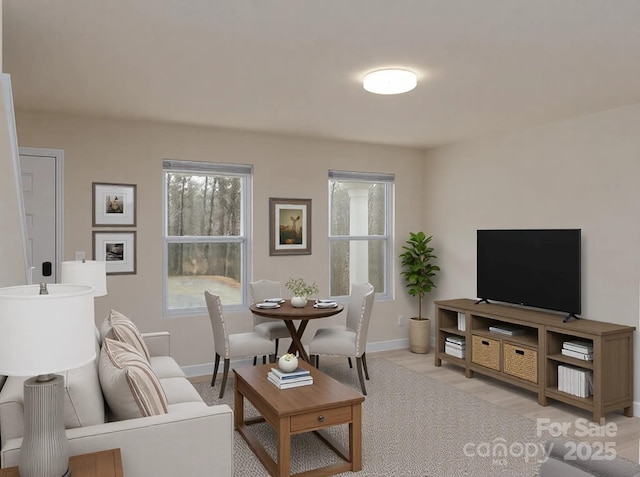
234, 360, 365, 477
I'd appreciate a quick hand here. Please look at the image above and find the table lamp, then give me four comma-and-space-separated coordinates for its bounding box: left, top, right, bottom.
60, 260, 107, 297
0, 284, 95, 477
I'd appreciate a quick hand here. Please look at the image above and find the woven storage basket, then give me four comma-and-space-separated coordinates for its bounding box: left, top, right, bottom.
471, 335, 500, 371
503, 342, 538, 383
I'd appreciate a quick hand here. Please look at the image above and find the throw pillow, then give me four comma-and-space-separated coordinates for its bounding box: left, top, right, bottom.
101, 309, 151, 362
99, 338, 168, 420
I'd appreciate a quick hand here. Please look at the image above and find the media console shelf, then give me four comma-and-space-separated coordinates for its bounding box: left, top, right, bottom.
435, 298, 635, 421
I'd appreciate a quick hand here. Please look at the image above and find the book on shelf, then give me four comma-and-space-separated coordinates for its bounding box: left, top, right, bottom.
561, 348, 593, 361
488, 325, 525, 336
562, 340, 593, 354
444, 342, 465, 351
445, 343, 466, 359
457, 313, 466, 331
558, 364, 592, 398
267, 373, 313, 389
445, 336, 466, 346
445, 342, 465, 350
269, 367, 311, 380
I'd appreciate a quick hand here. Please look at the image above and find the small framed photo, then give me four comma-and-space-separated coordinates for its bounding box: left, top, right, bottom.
92, 182, 137, 227
93, 231, 137, 275
269, 198, 312, 256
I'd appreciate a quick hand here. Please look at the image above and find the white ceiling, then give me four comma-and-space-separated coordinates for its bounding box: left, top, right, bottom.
3, 0, 640, 149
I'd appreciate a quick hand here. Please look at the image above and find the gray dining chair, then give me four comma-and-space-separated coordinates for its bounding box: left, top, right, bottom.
204, 291, 275, 398
250, 279, 290, 364
309, 283, 375, 395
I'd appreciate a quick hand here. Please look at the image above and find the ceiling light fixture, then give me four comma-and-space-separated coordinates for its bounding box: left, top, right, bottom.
363, 69, 417, 95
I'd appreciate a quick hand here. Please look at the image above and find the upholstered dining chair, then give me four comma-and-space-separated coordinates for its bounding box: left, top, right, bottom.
204, 291, 275, 398
309, 282, 375, 395
250, 279, 290, 364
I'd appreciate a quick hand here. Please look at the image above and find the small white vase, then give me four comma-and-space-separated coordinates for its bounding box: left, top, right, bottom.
278, 354, 299, 372
291, 296, 308, 308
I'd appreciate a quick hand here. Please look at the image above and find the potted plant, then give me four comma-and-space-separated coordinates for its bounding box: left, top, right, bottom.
399, 232, 440, 353
285, 277, 319, 308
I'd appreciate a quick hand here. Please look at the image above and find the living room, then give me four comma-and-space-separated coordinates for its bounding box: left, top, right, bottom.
1, 2, 640, 475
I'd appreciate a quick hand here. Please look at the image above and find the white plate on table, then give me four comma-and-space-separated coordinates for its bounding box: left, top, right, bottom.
316, 299, 336, 304
264, 298, 285, 304
256, 302, 281, 309
314, 302, 338, 309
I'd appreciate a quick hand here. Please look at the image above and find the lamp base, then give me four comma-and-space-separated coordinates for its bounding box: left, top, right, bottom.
20, 374, 70, 477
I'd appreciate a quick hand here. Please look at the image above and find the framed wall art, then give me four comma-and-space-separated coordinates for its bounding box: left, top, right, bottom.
269, 197, 312, 256
92, 182, 137, 227
93, 231, 137, 275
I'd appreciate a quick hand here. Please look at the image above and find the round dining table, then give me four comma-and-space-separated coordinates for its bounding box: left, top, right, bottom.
249, 300, 344, 362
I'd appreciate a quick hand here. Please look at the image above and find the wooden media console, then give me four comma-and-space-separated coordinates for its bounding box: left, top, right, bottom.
435, 298, 635, 422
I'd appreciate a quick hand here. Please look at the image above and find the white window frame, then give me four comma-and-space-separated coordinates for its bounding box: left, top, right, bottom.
162, 159, 252, 316
328, 170, 394, 300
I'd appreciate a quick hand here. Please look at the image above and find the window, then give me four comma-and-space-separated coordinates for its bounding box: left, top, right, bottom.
163, 160, 252, 315
328, 170, 393, 299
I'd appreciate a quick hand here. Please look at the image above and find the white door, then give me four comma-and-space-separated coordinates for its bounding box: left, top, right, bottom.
20, 150, 61, 284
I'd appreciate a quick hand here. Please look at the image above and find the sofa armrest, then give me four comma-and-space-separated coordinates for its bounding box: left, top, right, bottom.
1, 404, 233, 477
142, 331, 171, 357
541, 437, 640, 477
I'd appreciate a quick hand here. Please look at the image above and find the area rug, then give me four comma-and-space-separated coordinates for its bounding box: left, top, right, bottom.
192, 358, 544, 476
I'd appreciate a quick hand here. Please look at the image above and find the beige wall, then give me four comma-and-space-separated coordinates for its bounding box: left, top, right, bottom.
423, 102, 640, 399
13, 110, 425, 368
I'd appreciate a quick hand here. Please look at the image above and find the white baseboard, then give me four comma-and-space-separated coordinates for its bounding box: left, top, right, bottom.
366, 338, 410, 353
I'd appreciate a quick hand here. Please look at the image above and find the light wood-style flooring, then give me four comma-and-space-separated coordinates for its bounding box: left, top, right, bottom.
378, 348, 640, 463
197, 347, 640, 463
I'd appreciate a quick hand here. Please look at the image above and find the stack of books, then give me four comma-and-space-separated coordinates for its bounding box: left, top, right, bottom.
488, 324, 525, 336
444, 336, 466, 358
558, 364, 593, 398
561, 340, 593, 361
267, 367, 313, 389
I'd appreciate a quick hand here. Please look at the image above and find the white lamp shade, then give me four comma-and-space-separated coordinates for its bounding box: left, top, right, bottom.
0, 284, 96, 376
61, 260, 107, 297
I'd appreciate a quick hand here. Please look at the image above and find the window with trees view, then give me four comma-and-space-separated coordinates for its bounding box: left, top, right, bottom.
163, 160, 251, 314
329, 170, 393, 299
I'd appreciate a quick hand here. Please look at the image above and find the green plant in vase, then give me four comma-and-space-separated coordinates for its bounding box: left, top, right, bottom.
286, 277, 319, 308
399, 231, 440, 353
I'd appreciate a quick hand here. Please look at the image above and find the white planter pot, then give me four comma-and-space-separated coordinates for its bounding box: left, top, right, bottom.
409, 318, 431, 354
291, 296, 308, 308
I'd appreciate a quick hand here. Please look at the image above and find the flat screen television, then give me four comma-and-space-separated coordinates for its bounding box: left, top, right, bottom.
477, 229, 581, 318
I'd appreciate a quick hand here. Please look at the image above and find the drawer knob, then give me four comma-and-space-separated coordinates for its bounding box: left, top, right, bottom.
318, 415, 325, 422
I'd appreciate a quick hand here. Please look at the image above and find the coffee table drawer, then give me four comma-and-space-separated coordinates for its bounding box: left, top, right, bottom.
290, 405, 352, 432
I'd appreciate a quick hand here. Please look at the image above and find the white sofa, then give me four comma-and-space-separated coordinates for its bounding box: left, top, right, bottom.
0, 317, 233, 477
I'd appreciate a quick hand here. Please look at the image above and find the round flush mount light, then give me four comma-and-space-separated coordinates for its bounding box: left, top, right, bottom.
363, 68, 417, 95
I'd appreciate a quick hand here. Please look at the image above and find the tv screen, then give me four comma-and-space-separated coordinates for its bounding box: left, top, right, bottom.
477, 229, 581, 316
